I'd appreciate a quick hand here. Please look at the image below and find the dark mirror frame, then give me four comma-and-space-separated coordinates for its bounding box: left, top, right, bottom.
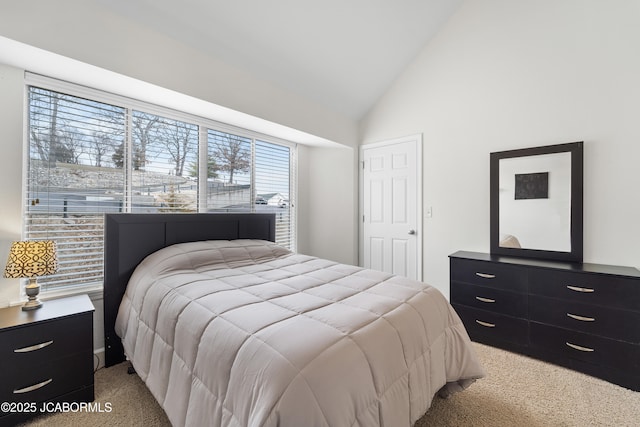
490, 141, 583, 263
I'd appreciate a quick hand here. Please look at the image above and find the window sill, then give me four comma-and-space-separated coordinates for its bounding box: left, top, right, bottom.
9, 283, 104, 307
41, 284, 104, 302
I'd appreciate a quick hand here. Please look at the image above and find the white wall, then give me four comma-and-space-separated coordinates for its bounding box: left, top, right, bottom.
0, 64, 24, 305
297, 145, 358, 264
360, 0, 640, 298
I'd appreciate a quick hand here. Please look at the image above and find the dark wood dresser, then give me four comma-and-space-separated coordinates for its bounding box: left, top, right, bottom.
450, 251, 640, 391
0, 294, 94, 426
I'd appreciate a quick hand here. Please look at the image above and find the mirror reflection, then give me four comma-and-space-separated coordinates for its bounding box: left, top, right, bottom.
498, 152, 572, 252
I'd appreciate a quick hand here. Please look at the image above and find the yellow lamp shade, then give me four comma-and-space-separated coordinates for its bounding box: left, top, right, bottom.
4, 240, 58, 279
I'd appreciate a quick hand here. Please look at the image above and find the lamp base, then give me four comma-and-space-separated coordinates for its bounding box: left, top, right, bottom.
22, 278, 43, 311
22, 299, 43, 311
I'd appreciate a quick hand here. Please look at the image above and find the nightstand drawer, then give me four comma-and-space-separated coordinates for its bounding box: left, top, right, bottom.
0, 313, 93, 365
451, 282, 527, 318
530, 322, 640, 370
530, 295, 640, 343
529, 269, 640, 311
453, 304, 528, 346
450, 258, 527, 292
0, 351, 93, 402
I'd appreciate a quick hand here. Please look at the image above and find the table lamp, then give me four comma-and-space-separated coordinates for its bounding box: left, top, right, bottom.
4, 240, 58, 311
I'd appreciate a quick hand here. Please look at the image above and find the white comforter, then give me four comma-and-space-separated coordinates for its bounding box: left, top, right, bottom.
115, 240, 484, 427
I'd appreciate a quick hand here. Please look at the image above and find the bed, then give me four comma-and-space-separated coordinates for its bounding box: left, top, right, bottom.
104, 213, 484, 427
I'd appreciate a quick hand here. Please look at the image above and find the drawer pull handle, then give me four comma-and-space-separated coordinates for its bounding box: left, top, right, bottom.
475, 272, 496, 279
13, 378, 53, 394
475, 320, 496, 328
567, 285, 595, 293
14, 340, 54, 353
475, 296, 496, 303
566, 342, 594, 352
567, 313, 595, 322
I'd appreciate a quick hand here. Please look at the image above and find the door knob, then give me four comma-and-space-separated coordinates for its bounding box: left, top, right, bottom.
408, 229, 416, 235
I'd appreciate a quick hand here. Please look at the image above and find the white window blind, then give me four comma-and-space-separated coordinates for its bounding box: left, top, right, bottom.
206, 130, 252, 211
255, 140, 294, 248
25, 81, 296, 293
27, 87, 125, 290
205, 132, 295, 249
129, 111, 199, 213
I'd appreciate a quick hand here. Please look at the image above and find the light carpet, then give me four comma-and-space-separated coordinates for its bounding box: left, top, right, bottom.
23, 342, 639, 426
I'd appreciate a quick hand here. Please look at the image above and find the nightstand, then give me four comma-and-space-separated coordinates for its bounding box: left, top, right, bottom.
0, 294, 95, 426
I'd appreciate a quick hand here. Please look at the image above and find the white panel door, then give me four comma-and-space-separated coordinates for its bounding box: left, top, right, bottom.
362, 135, 421, 280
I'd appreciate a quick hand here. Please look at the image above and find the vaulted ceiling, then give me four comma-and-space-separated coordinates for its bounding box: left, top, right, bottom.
96, 0, 463, 120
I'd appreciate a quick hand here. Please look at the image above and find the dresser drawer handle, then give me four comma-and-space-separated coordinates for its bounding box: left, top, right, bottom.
475, 296, 496, 303
13, 378, 53, 394
566, 285, 595, 293
475, 320, 496, 328
566, 342, 594, 352
14, 340, 54, 353
475, 272, 496, 279
567, 313, 595, 322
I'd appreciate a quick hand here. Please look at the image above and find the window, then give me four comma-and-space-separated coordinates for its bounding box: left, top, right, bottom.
25, 78, 296, 293
255, 140, 293, 248
129, 111, 199, 213
27, 88, 125, 289
205, 131, 295, 248
206, 130, 252, 211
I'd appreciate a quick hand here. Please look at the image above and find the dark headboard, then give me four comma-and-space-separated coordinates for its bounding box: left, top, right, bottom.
103, 213, 276, 367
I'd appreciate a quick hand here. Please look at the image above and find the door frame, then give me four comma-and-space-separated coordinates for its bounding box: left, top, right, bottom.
359, 134, 423, 281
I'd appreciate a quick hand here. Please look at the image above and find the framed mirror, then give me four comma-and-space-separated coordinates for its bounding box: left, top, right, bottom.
490, 142, 583, 262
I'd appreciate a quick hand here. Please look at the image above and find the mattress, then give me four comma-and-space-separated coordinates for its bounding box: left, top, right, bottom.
115, 239, 484, 426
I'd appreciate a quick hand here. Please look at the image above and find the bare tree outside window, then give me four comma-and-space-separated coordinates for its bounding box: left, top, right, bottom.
157, 119, 197, 177
46, 91, 61, 167
211, 133, 251, 183
131, 112, 160, 170
90, 131, 115, 168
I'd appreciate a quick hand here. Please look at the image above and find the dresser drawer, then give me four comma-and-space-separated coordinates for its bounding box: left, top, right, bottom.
530, 295, 640, 343
530, 322, 640, 370
450, 258, 527, 292
451, 282, 527, 318
529, 269, 640, 311
0, 313, 93, 366
453, 304, 528, 346
0, 351, 93, 402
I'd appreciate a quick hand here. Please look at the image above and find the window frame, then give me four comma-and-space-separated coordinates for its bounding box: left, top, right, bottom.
23, 73, 297, 297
